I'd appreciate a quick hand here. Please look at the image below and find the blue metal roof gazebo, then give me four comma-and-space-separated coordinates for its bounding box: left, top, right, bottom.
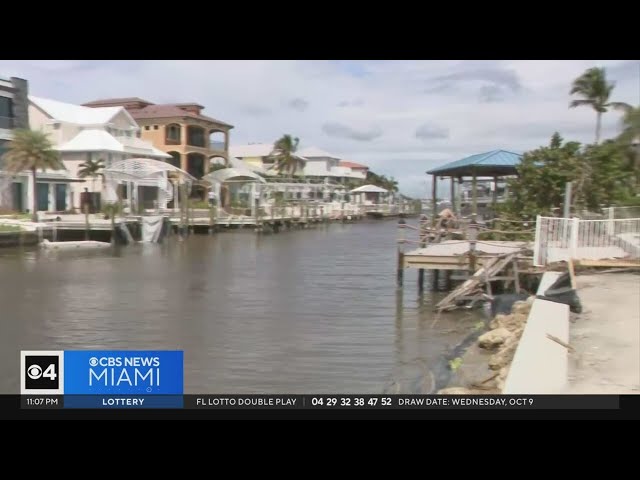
426, 150, 523, 219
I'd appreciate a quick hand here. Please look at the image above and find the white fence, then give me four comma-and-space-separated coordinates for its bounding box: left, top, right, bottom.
602, 206, 640, 220
533, 215, 640, 266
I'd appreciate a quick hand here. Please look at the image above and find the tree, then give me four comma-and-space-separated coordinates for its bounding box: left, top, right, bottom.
366, 170, 399, 193
617, 106, 640, 189
269, 134, 301, 176
77, 158, 106, 192
569, 67, 631, 144
2, 129, 64, 221
500, 132, 639, 218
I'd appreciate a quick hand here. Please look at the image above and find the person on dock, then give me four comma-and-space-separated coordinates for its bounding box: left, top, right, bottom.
208, 189, 216, 207
437, 208, 457, 231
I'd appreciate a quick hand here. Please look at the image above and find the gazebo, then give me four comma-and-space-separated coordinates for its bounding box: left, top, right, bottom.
202, 167, 266, 214
103, 158, 195, 212
349, 184, 389, 205
426, 150, 522, 220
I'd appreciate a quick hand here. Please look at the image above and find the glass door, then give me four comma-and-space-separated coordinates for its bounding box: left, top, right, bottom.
36, 183, 49, 212
55, 184, 67, 212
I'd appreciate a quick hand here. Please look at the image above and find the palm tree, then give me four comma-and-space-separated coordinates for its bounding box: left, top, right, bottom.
2, 129, 64, 222
77, 158, 106, 192
384, 176, 399, 193
618, 106, 640, 188
269, 134, 301, 175
569, 67, 631, 144
618, 105, 640, 146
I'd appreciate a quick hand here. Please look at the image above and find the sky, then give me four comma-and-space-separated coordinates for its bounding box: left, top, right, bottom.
0, 60, 638, 198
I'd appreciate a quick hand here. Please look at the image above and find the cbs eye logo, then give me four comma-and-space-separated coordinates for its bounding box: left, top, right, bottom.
24, 356, 59, 390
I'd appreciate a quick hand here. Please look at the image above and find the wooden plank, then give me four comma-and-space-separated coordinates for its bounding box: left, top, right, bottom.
575, 259, 640, 268
436, 257, 499, 310
435, 251, 523, 311
567, 258, 577, 289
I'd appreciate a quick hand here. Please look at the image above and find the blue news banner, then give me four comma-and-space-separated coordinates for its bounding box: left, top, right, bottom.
20, 350, 184, 409
20, 350, 620, 410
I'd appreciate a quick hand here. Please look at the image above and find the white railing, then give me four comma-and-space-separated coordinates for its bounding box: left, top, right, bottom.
602, 206, 640, 220
533, 215, 640, 266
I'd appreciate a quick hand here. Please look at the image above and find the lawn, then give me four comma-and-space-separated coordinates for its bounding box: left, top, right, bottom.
0, 224, 23, 233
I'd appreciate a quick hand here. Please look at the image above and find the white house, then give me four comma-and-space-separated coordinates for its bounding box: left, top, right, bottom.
28, 96, 171, 211
1, 76, 82, 214
229, 143, 369, 184
228, 143, 306, 176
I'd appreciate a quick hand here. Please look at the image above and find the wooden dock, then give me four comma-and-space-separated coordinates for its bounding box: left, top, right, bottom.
403, 240, 532, 270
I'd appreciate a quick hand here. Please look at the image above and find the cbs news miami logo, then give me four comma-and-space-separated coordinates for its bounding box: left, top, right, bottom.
20, 350, 183, 395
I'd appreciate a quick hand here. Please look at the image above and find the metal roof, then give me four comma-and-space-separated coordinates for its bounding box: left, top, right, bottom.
426, 150, 522, 176
202, 168, 266, 184
350, 184, 388, 194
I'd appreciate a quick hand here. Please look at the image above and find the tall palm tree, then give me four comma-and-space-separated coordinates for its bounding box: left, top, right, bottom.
3, 129, 64, 221
618, 105, 640, 146
618, 106, 640, 188
269, 134, 301, 175
77, 158, 106, 192
569, 67, 631, 144
384, 176, 399, 193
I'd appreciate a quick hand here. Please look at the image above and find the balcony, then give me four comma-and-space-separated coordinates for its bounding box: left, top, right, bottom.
0, 116, 14, 130
209, 141, 226, 152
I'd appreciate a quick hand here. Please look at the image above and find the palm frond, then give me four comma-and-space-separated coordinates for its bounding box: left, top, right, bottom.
2, 129, 63, 174
607, 101, 633, 113
569, 99, 594, 109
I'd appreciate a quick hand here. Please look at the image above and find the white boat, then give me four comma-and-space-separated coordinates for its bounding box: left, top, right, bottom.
41, 239, 111, 249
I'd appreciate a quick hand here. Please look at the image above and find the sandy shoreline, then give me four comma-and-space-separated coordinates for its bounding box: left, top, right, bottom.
440, 272, 640, 395
566, 273, 640, 394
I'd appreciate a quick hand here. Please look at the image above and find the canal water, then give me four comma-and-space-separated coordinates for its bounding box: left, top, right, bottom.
0, 219, 482, 394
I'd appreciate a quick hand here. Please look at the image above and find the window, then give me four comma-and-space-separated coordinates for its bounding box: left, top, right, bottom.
186, 125, 206, 147
153, 125, 159, 130
0, 97, 14, 129
86, 152, 93, 162
145, 126, 150, 130
166, 124, 181, 144
52, 122, 60, 130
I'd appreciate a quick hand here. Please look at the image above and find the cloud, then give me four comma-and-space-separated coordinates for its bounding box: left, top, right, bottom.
287, 97, 309, 111
415, 123, 449, 140
425, 66, 522, 96
321, 122, 382, 142
241, 105, 272, 116
1, 59, 637, 197
337, 99, 364, 107
479, 85, 506, 103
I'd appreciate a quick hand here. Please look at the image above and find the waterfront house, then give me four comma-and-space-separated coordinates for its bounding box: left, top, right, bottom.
1, 76, 81, 214
82, 98, 233, 181
229, 143, 306, 177
28, 96, 170, 212
338, 160, 368, 182
298, 147, 367, 185
229, 143, 369, 185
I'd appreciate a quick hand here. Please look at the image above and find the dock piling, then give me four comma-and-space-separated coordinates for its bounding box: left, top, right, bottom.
397, 217, 406, 287
418, 214, 428, 292
84, 204, 90, 241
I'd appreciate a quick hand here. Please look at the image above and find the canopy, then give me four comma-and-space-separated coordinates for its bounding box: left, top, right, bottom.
350, 184, 388, 194
103, 157, 195, 182
202, 167, 266, 184
426, 150, 522, 177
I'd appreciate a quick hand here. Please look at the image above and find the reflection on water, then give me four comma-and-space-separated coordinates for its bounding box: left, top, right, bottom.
0, 220, 480, 394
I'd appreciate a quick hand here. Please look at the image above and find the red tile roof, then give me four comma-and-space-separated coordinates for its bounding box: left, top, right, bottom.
83, 97, 152, 106
83, 98, 233, 129
339, 161, 368, 169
